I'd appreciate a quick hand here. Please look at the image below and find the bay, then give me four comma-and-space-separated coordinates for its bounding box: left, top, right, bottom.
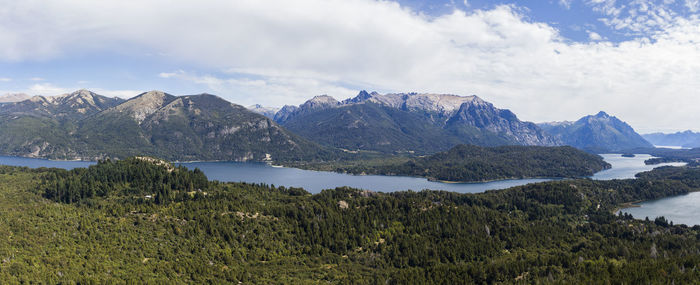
619, 192, 700, 227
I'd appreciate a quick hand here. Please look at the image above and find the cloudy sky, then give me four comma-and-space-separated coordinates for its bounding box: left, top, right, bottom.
1, 0, 699, 133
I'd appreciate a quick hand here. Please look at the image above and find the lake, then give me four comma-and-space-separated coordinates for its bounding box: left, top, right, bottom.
0, 153, 684, 194
591, 154, 686, 180
619, 192, 700, 226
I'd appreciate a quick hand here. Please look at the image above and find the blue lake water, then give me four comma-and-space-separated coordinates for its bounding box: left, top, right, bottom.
619, 192, 700, 226
591, 154, 686, 180
0, 153, 685, 194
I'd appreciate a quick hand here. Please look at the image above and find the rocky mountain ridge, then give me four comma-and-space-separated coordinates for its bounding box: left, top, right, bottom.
266, 91, 560, 153
539, 111, 652, 152
0, 90, 334, 162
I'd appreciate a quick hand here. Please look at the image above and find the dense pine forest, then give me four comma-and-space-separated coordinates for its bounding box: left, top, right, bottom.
291, 144, 611, 182
0, 158, 696, 283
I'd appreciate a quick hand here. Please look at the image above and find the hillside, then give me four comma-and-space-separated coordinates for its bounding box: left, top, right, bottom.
0, 159, 698, 282
0, 90, 338, 162
276, 91, 560, 154
539, 111, 652, 152
294, 144, 610, 182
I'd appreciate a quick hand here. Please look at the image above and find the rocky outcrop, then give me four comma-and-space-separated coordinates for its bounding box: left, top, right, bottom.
108, 90, 175, 123
446, 100, 560, 146
275, 95, 340, 124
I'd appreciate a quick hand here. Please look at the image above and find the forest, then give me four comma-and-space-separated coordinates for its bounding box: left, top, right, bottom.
291, 144, 611, 182
0, 158, 696, 283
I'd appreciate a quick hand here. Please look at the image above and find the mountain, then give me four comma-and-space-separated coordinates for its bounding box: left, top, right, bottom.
539, 111, 653, 152
276, 91, 559, 153
0, 93, 30, 103
0, 89, 123, 120
0, 90, 125, 158
0, 90, 336, 161
246, 104, 279, 119
275, 95, 340, 124
642, 130, 700, 148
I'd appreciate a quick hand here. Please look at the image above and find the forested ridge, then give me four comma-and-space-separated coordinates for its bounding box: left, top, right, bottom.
0, 159, 698, 283
291, 144, 611, 182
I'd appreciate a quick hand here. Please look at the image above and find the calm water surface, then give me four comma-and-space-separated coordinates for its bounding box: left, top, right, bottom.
0, 153, 684, 194
591, 154, 686, 180
620, 192, 700, 226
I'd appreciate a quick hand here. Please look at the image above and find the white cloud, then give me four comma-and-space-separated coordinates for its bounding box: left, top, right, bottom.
0, 1, 699, 131
158, 71, 182, 79
159, 70, 357, 107
27, 83, 71, 96
559, 0, 573, 9
0, 77, 11, 82
588, 31, 604, 40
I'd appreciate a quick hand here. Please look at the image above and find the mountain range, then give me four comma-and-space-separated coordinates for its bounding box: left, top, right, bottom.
0, 89, 656, 162
642, 131, 700, 148
0, 89, 333, 161
250, 91, 654, 154
537, 111, 653, 152
0, 93, 30, 104
261, 91, 560, 154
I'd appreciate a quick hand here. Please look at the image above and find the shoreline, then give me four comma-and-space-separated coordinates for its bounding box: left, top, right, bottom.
0, 153, 670, 186
614, 189, 700, 215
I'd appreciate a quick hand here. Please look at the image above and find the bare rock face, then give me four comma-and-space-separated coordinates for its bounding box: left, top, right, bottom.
111, 90, 175, 124
446, 100, 560, 146
273, 105, 299, 122
302, 95, 340, 110
367, 92, 485, 117
274, 95, 340, 124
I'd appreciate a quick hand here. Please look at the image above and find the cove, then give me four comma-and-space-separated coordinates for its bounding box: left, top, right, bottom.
619, 192, 700, 227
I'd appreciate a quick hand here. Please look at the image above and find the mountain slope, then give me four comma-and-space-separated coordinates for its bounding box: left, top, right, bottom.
539, 111, 652, 152
0, 90, 125, 158
643, 131, 700, 148
277, 91, 559, 153
282, 102, 466, 153
0, 90, 337, 161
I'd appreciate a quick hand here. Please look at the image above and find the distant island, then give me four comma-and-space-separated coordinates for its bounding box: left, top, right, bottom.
621, 153, 635, 157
